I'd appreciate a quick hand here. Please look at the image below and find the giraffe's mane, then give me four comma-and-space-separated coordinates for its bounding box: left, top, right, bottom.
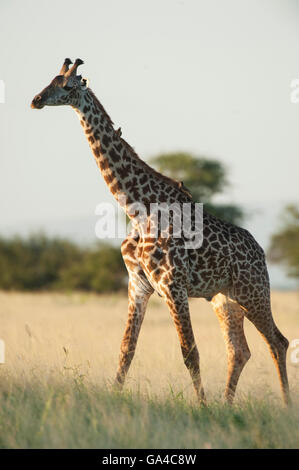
120, 138, 193, 200
88, 88, 114, 127
87, 88, 192, 201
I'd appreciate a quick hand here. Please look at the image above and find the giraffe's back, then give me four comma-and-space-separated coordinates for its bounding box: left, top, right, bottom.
186, 211, 267, 300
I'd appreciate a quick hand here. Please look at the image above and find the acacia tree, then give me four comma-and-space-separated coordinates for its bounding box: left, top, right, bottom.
149, 152, 244, 225
267, 204, 299, 279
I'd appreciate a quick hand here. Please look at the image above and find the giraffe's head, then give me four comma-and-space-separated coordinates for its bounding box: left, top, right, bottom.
31, 58, 88, 109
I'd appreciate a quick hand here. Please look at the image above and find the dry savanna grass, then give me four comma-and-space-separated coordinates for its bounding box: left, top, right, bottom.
0, 290, 298, 448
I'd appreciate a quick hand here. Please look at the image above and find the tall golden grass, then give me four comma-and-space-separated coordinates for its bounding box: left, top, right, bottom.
1, 290, 298, 400
0, 290, 298, 448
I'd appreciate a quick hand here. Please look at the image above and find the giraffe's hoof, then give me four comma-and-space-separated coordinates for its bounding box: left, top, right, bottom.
197, 390, 207, 406
199, 397, 207, 407
112, 376, 125, 392
224, 393, 235, 405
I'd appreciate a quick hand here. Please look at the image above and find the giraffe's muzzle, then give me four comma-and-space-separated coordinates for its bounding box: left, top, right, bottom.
31, 95, 44, 109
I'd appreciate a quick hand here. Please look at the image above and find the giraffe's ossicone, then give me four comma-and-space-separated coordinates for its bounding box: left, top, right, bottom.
31, 58, 290, 405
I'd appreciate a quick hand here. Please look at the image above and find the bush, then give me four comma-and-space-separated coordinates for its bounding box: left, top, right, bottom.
267, 204, 299, 279
0, 234, 126, 293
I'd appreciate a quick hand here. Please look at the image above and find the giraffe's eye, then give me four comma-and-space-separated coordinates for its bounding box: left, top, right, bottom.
63, 84, 73, 91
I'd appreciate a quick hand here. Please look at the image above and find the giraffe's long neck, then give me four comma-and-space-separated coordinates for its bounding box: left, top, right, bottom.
74, 89, 191, 218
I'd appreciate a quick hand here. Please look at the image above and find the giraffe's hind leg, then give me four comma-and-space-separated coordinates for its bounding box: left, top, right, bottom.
211, 293, 251, 403
237, 293, 290, 406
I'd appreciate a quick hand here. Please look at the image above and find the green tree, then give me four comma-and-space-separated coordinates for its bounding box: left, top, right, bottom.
149, 152, 243, 225
267, 204, 299, 279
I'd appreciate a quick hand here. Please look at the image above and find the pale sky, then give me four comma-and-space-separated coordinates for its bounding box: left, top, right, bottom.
0, 0, 298, 287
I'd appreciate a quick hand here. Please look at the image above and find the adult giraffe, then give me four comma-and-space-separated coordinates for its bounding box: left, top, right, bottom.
31, 58, 290, 405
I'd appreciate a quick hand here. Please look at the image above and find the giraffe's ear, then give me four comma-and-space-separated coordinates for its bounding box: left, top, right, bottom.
80, 77, 89, 89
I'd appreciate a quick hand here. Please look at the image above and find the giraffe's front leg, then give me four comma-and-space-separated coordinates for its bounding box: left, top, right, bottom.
115, 276, 153, 389
162, 286, 206, 404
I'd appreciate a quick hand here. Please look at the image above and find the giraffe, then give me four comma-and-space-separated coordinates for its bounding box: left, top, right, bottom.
31, 58, 290, 405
